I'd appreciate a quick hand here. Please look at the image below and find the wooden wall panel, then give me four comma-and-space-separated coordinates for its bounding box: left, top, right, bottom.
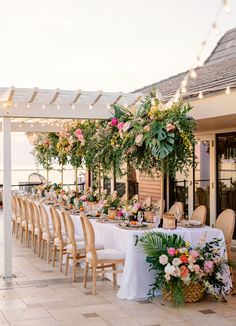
138, 172, 162, 203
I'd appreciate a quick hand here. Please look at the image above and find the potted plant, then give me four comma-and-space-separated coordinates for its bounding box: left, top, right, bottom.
137, 232, 230, 306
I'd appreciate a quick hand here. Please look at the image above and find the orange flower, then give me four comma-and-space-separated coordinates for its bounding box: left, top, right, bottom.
180, 254, 188, 264
180, 265, 189, 278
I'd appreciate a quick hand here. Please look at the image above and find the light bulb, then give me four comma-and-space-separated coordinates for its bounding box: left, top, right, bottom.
19, 124, 22, 128
225, 86, 231, 95
89, 104, 93, 110
190, 69, 197, 79
198, 91, 203, 99
57, 104, 60, 110
14, 103, 18, 108
181, 79, 188, 88
27, 103, 30, 109
42, 104, 46, 110
42, 123, 45, 127
30, 124, 34, 127
224, 0, 231, 12
213, 23, 220, 35
107, 103, 111, 110
71, 103, 75, 110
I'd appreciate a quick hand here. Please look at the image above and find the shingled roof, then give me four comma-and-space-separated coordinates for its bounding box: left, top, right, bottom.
134, 27, 236, 100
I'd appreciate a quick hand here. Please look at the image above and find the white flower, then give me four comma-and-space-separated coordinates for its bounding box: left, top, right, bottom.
122, 122, 131, 132
172, 258, 181, 267
188, 263, 195, 272
159, 254, 168, 265
216, 272, 222, 281
182, 274, 191, 285
165, 273, 171, 281
164, 263, 176, 275
179, 247, 187, 254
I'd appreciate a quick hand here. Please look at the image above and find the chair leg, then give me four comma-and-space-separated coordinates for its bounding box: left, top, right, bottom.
33, 234, 36, 253
83, 262, 89, 288
92, 264, 97, 295
52, 245, 56, 267
112, 264, 117, 287
65, 253, 69, 276
59, 248, 63, 272
101, 263, 105, 280
15, 223, 19, 238
20, 226, 24, 243
72, 257, 77, 282
41, 240, 45, 258
38, 237, 41, 257
47, 241, 50, 263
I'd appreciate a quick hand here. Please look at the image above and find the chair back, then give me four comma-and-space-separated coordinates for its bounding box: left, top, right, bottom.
25, 199, 35, 228
142, 197, 151, 207
31, 202, 41, 231
215, 209, 235, 258
80, 215, 97, 259
190, 205, 207, 225
11, 196, 17, 216
15, 196, 22, 220
61, 210, 68, 239
131, 194, 139, 202
20, 197, 28, 223
38, 204, 50, 235
50, 206, 62, 240
168, 202, 184, 215
61, 210, 75, 245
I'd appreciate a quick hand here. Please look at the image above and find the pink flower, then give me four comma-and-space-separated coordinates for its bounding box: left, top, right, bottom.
75, 128, 83, 138
204, 260, 214, 274
117, 122, 125, 130
167, 248, 176, 256
80, 195, 87, 202
77, 134, 84, 142
135, 134, 143, 146
111, 118, 119, 126
189, 250, 200, 258
166, 123, 176, 132
122, 122, 131, 132
134, 202, 141, 210
194, 264, 200, 273
117, 210, 123, 217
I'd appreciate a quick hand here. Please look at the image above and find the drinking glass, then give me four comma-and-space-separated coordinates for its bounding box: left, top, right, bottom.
137, 211, 144, 224
153, 215, 161, 228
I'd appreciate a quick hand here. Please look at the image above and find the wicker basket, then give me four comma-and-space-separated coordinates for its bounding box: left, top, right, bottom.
163, 282, 205, 303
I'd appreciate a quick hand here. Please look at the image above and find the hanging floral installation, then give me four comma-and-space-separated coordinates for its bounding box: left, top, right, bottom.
32, 90, 196, 183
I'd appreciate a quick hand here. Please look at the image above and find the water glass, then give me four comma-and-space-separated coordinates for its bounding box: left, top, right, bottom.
137, 211, 144, 224
153, 215, 161, 228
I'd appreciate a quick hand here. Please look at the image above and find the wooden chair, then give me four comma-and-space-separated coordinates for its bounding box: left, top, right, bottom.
154, 198, 165, 213
215, 209, 235, 260
131, 194, 139, 203
38, 203, 54, 263
168, 202, 184, 216
15, 196, 22, 238
19, 197, 29, 244
190, 205, 207, 225
50, 206, 67, 272
31, 201, 42, 256
62, 210, 86, 281
24, 199, 35, 247
11, 196, 17, 236
142, 197, 151, 207
81, 214, 125, 295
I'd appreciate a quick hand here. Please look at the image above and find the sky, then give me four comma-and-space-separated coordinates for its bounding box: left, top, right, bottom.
0, 0, 236, 171
0, 0, 235, 92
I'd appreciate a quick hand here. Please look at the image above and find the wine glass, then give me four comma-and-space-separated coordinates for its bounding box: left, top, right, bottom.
137, 211, 144, 225
153, 215, 161, 228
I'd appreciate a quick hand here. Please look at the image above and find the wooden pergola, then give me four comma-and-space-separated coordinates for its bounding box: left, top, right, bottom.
0, 87, 144, 279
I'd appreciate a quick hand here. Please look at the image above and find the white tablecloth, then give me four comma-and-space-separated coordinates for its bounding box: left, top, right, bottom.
42, 204, 231, 300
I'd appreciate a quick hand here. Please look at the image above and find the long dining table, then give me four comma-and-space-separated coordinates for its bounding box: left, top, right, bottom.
42, 203, 232, 300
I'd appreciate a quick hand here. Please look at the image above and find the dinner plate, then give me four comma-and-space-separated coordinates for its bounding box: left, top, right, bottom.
116, 222, 155, 230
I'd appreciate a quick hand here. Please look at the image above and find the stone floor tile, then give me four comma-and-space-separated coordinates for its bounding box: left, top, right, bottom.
109, 319, 142, 326
9, 318, 59, 326
76, 303, 120, 313
3, 307, 51, 322
0, 299, 27, 311
98, 310, 130, 320
47, 307, 85, 321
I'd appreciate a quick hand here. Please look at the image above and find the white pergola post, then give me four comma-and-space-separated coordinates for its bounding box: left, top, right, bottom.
2, 117, 12, 279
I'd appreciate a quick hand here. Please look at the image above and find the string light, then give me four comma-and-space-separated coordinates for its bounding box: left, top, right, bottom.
14, 103, 18, 108
225, 86, 231, 95
224, 0, 231, 12
57, 104, 60, 110
42, 123, 45, 127
89, 104, 93, 110
71, 103, 75, 110
42, 104, 46, 110
190, 69, 197, 79
19, 123, 22, 128
26, 103, 30, 109
213, 22, 220, 35
30, 123, 34, 127
107, 103, 111, 110
198, 91, 203, 99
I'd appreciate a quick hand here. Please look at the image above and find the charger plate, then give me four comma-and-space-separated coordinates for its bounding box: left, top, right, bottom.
96, 219, 118, 224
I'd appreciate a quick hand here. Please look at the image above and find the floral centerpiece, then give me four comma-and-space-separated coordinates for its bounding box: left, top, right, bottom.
137, 232, 230, 306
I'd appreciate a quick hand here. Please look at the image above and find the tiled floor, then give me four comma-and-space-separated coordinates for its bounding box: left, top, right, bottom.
0, 209, 236, 326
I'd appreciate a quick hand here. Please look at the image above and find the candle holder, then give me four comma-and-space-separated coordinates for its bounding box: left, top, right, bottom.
163, 213, 177, 229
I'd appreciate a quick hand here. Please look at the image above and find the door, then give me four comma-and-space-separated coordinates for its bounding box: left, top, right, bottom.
193, 136, 216, 226
216, 132, 236, 239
